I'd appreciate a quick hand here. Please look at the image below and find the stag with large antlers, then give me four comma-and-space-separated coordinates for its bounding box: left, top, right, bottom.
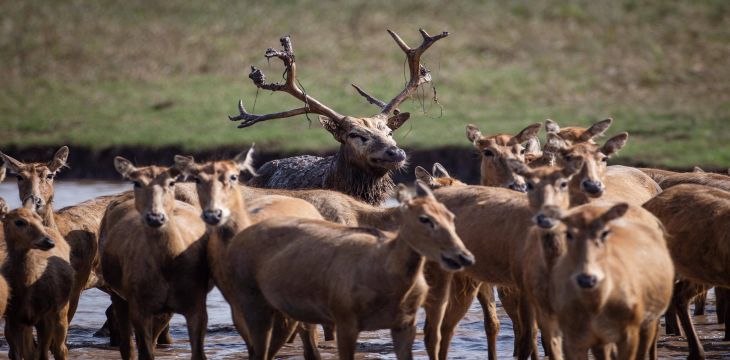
229, 29, 448, 204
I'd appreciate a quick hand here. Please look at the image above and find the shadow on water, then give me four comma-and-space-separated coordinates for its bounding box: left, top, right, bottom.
0, 181, 728, 359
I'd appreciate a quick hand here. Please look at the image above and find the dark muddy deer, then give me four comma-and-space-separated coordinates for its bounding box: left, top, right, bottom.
551, 203, 674, 360
229, 29, 447, 205
100, 158, 210, 360
3, 207, 74, 360
224, 181, 473, 360
174, 147, 324, 359
0, 147, 98, 323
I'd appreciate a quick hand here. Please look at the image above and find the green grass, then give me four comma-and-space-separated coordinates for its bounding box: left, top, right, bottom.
1, 0, 729, 167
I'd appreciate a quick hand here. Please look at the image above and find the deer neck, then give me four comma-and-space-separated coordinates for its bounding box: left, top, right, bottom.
384, 231, 425, 284
40, 200, 59, 230
324, 146, 394, 205
354, 203, 402, 231
143, 211, 188, 257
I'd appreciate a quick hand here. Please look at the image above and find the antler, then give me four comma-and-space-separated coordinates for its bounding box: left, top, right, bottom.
353, 29, 448, 117
229, 36, 343, 128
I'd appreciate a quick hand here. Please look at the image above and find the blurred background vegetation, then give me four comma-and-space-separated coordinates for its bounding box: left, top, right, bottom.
1, 0, 728, 167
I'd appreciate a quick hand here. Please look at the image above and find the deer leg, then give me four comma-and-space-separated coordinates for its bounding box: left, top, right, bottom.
334, 319, 359, 360
268, 314, 299, 359
479, 285, 500, 360
151, 313, 173, 346
693, 290, 707, 316
322, 325, 335, 341
184, 301, 208, 360
562, 339, 589, 360
391, 321, 417, 360
663, 300, 681, 336
536, 311, 563, 360
35, 318, 53, 360
637, 319, 659, 360
240, 294, 275, 360
110, 293, 134, 360
130, 310, 155, 360
515, 292, 538, 360
50, 305, 70, 360
438, 274, 479, 360
423, 270, 452, 360
589, 344, 611, 360
156, 324, 173, 345
497, 286, 521, 357
673, 280, 706, 360
230, 307, 254, 358
297, 323, 322, 360
616, 326, 640, 360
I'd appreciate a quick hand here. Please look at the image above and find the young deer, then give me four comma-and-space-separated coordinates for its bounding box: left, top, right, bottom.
643, 184, 730, 360
551, 203, 674, 360
223, 182, 473, 360
0, 147, 106, 322
2, 207, 74, 360
173, 147, 324, 359
229, 30, 447, 205
100, 158, 210, 360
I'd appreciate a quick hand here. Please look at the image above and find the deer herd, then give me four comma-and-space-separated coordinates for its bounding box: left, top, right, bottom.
0, 28, 728, 360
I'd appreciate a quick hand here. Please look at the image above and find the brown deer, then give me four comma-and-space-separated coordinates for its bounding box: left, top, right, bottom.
173, 148, 325, 359
0, 147, 98, 323
415, 163, 466, 189
228, 30, 447, 205
100, 158, 210, 360
544, 118, 613, 146
2, 207, 74, 360
221, 182, 473, 360
643, 184, 730, 360
551, 203, 674, 360
465, 122, 542, 191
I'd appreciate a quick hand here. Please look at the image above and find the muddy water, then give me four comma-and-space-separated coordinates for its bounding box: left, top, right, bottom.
0, 182, 728, 359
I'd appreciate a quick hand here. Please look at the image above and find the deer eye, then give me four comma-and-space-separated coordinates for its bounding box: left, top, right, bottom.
348, 133, 367, 142
564, 155, 572, 162
193, 177, 201, 184
520, 148, 526, 155
132, 181, 141, 188
168, 180, 176, 187
483, 149, 494, 157
560, 181, 568, 189
601, 157, 608, 162
566, 231, 573, 241
16, 175, 23, 182
14, 219, 27, 227
230, 175, 238, 182
46, 173, 55, 180
418, 215, 434, 227
600, 229, 610, 241
388, 131, 393, 137
526, 182, 534, 191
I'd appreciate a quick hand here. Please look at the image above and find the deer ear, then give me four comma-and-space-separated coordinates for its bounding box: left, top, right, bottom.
600, 203, 629, 224
512, 123, 542, 144
600, 132, 629, 157
114, 157, 136, 179
506, 159, 532, 178
0, 151, 25, 174
544, 133, 568, 153
415, 180, 435, 199
234, 144, 258, 176
466, 124, 483, 145
0, 162, 5, 183
48, 146, 69, 172
167, 167, 181, 179
545, 119, 560, 133
173, 155, 197, 176
415, 166, 433, 184
580, 118, 613, 142
395, 183, 413, 203
524, 137, 542, 157
0, 198, 7, 218
319, 115, 347, 142
692, 166, 705, 173
386, 112, 410, 130
432, 163, 450, 179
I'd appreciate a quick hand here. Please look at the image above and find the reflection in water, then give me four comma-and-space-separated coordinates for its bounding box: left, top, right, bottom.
0, 181, 728, 359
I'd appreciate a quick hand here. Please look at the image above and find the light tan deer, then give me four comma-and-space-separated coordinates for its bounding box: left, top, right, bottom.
0, 147, 99, 323
415, 163, 466, 189
643, 184, 730, 360
229, 30, 447, 205
2, 207, 74, 360
100, 158, 210, 360
173, 148, 325, 359
551, 203, 674, 360
222, 182, 473, 360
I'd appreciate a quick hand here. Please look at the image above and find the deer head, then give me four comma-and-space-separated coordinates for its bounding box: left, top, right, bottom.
549, 132, 629, 198
396, 181, 474, 271
414, 163, 465, 189
507, 159, 584, 229
0, 146, 69, 216
114, 157, 180, 229
544, 118, 613, 145
465, 122, 542, 191
2, 208, 58, 252
174, 145, 257, 226
229, 30, 448, 172
559, 203, 629, 291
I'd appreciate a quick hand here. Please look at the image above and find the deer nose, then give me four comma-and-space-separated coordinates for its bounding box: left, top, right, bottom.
202, 209, 223, 225
458, 252, 475, 267
508, 182, 527, 193
535, 214, 556, 229
576, 273, 598, 289
385, 147, 406, 162
36, 237, 56, 250
24, 195, 44, 210
581, 180, 604, 196
145, 212, 166, 228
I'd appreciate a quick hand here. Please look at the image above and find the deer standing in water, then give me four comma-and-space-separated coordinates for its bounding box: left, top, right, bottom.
100, 158, 210, 360
174, 147, 325, 359
229, 29, 447, 205
3, 208, 74, 360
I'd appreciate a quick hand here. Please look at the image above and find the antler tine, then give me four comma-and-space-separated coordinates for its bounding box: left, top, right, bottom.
228, 99, 310, 128
229, 35, 343, 129
351, 84, 401, 115
380, 28, 449, 116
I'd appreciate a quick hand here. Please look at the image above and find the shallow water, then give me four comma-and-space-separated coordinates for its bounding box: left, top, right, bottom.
0, 181, 728, 359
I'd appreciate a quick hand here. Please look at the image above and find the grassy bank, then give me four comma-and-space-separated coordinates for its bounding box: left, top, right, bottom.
1, 0, 729, 167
